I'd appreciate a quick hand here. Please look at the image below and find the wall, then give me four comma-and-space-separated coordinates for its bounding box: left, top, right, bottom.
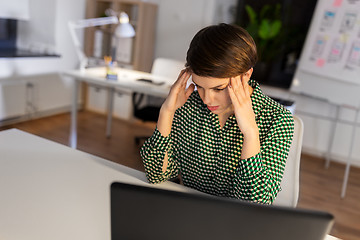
0, 0, 86, 122
261, 84, 360, 168
1, 0, 85, 77
0, 0, 30, 20
151, 0, 216, 61
148, 0, 237, 61
87, 0, 238, 119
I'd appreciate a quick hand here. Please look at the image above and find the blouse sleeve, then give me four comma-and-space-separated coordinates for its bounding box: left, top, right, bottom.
232, 112, 294, 204
140, 126, 179, 184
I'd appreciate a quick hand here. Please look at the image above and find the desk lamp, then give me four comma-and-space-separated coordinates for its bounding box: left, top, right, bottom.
68, 11, 135, 71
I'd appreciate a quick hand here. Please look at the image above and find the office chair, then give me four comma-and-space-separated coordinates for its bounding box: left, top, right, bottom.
273, 115, 304, 207
133, 58, 185, 145
132, 92, 161, 145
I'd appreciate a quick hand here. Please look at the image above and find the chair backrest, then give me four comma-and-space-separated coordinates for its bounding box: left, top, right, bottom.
142, 58, 186, 107
151, 58, 186, 84
273, 115, 304, 207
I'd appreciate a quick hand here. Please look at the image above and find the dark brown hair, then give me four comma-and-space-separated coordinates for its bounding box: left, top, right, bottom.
185, 23, 257, 78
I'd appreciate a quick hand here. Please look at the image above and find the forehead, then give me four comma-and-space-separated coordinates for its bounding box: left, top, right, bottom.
192, 74, 229, 88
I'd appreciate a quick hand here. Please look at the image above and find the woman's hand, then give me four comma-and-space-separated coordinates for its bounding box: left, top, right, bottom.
228, 73, 260, 159
157, 69, 195, 138
228, 75, 258, 135
161, 69, 195, 114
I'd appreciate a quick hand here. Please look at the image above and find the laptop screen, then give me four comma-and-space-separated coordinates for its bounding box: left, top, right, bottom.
111, 182, 333, 240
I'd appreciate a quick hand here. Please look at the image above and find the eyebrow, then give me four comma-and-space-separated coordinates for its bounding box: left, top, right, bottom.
192, 80, 229, 89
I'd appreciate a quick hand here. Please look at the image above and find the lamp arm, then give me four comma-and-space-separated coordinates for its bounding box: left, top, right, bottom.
68, 22, 88, 70
68, 16, 119, 71
70, 16, 118, 28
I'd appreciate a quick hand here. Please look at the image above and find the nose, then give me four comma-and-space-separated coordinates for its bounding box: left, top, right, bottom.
202, 89, 214, 105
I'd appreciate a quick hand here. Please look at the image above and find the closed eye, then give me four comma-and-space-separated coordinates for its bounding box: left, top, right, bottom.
214, 87, 226, 92
193, 83, 227, 91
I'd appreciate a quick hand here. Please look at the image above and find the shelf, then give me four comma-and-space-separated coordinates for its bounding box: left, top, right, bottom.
0, 48, 60, 58
85, 0, 157, 72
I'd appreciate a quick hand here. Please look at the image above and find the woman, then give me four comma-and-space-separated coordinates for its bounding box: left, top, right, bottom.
140, 23, 294, 204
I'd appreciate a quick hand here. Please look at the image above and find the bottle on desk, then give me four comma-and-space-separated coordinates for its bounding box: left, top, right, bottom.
104, 56, 118, 81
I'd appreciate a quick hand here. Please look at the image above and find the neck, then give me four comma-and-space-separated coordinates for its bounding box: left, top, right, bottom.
218, 84, 254, 128
218, 107, 234, 128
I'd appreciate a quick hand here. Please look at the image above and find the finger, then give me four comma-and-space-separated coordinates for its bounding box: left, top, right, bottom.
171, 70, 188, 91
173, 69, 187, 86
239, 75, 247, 89
241, 75, 250, 98
231, 77, 245, 100
228, 83, 240, 109
239, 75, 254, 109
239, 75, 249, 98
185, 83, 195, 98
229, 77, 238, 101
230, 76, 238, 89
179, 68, 187, 77
180, 70, 191, 86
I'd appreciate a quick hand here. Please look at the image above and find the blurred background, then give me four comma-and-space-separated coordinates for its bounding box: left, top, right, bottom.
1, 1, 360, 239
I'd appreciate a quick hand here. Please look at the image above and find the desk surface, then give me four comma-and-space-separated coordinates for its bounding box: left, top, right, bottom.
0, 129, 199, 240
63, 67, 176, 148
63, 67, 173, 98
0, 129, 340, 240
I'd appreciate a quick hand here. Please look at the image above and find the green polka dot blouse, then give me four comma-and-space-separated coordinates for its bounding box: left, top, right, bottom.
140, 79, 294, 204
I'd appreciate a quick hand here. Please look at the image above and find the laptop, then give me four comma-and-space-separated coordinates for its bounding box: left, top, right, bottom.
111, 182, 334, 240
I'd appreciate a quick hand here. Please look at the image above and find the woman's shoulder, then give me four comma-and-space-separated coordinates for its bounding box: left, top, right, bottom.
251, 82, 294, 123
263, 95, 294, 130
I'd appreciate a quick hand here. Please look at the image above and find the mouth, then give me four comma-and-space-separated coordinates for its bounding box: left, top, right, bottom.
207, 105, 219, 111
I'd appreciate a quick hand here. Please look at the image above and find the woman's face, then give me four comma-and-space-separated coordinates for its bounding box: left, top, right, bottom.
191, 73, 233, 116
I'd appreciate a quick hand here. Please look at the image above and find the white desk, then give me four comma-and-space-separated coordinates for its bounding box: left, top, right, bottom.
0, 129, 200, 240
0, 129, 340, 240
63, 67, 172, 148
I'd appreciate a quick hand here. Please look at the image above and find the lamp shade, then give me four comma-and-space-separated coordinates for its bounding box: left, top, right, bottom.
115, 24, 135, 38
115, 12, 135, 38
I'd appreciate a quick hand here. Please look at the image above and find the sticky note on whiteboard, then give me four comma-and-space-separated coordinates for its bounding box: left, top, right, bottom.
333, 0, 343, 7
316, 58, 326, 67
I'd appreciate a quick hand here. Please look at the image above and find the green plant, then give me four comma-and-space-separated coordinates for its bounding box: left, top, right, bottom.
244, 4, 283, 63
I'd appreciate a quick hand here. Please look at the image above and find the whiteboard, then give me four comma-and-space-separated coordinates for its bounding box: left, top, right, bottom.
291, 0, 360, 108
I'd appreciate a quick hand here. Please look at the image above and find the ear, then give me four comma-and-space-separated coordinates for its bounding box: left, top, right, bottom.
244, 68, 253, 80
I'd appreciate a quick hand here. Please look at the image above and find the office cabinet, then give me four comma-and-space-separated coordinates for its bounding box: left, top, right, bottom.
0, 81, 27, 121
84, 0, 158, 72
0, 74, 73, 125
87, 85, 132, 120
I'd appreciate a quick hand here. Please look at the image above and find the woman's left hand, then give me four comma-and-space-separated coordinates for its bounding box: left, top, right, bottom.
227, 75, 258, 137
228, 74, 260, 159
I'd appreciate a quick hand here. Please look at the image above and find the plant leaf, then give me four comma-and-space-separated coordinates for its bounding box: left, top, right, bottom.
259, 19, 282, 40
258, 19, 271, 39
268, 20, 282, 39
245, 5, 257, 24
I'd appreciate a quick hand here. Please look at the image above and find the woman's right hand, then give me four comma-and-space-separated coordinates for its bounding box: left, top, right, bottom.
161, 69, 195, 114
